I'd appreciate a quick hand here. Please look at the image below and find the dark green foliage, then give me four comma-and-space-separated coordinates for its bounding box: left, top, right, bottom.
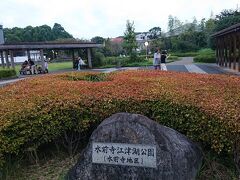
148, 27, 161, 39
214, 9, 240, 32
3, 23, 73, 43
194, 49, 216, 63
92, 50, 105, 67
0, 69, 16, 79
91, 36, 105, 44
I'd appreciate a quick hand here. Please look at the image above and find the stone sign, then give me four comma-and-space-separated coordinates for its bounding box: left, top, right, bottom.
67, 113, 203, 180
92, 142, 157, 168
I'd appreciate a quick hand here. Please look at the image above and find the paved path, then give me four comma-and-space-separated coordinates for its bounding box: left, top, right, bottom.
168, 57, 194, 65
1, 57, 239, 87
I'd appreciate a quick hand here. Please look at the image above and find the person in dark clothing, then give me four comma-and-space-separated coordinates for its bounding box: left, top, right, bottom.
160, 50, 169, 71
28, 59, 36, 74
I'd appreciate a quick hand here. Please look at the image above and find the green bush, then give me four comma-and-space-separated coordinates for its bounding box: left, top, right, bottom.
100, 56, 146, 67
172, 52, 199, 57
0, 69, 17, 79
92, 51, 105, 66
194, 54, 216, 63
194, 48, 216, 63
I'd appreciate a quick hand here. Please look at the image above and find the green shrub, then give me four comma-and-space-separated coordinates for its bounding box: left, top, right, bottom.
92, 51, 105, 66
194, 48, 216, 63
194, 54, 216, 63
0, 69, 17, 79
0, 71, 239, 169
172, 52, 199, 57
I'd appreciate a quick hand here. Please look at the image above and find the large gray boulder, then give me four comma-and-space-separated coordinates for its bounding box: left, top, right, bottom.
67, 113, 202, 180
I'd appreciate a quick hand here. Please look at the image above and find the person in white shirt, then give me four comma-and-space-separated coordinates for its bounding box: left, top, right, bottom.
77, 57, 86, 71
153, 49, 161, 70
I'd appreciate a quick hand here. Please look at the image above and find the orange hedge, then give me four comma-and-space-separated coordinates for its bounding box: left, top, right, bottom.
0, 70, 239, 167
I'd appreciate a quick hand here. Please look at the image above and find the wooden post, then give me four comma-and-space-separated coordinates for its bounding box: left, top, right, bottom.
72, 49, 75, 69
87, 48, 92, 69
229, 34, 233, 69
0, 51, 5, 68
233, 33, 237, 70
238, 32, 240, 72
5, 50, 10, 68
219, 37, 223, 66
9, 50, 15, 69
40, 49, 45, 72
216, 38, 220, 65
27, 50, 31, 60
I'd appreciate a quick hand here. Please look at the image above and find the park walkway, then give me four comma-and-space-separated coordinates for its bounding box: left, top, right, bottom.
0, 57, 239, 87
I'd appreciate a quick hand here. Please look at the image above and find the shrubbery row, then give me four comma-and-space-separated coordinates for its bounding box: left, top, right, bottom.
0, 69, 16, 79
0, 71, 239, 168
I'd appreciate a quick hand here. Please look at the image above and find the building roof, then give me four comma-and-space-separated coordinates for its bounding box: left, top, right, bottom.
110, 37, 124, 43
211, 23, 240, 37
0, 41, 103, 50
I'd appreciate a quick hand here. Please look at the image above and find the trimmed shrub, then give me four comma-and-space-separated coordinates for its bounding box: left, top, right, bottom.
0, 71, 239, 168
194, 49, 216, 63
194, 54, 216, 63
172, 52, 199, 57
0, 69, 17, 79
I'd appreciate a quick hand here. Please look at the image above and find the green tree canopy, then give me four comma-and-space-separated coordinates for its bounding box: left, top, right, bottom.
148, 27, 161, 39
3, 23, 73, 43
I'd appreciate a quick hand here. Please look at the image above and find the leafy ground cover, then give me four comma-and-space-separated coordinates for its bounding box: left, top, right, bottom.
0, 70, 239, 178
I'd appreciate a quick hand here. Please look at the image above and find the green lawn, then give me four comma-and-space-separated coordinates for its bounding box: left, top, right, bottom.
0, 61, 73, 75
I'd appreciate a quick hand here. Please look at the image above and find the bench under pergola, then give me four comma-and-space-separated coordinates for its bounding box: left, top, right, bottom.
212, 23, 240, 72
0, 42, 103, 71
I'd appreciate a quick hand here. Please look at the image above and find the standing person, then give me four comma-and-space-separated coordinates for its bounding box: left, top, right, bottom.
160, 50, 169, 71
77, 57, 85, 71
153, 49, 161, 70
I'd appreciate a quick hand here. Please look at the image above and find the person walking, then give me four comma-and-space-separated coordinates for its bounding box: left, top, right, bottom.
153, 49, 161, 70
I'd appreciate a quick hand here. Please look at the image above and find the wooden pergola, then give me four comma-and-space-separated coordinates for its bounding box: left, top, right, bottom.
0, 42, 103, 71
212, 23, 240, 72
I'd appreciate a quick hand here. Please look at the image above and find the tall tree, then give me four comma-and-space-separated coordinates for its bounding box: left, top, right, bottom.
168, 15, 175, 36
123, 20, 137, 56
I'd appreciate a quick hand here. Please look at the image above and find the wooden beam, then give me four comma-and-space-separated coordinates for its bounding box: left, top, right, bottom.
238, 32, 240, 72
72, 49, 75, 69
87, 48, 92, 69
224, 36, 228, 67
0, 51, 5, 68
40, 49, 45, 72
220, 37, 224, 66
233, 33, 237, 70
9, 50, 15, 69
27, 50, 31, 60
4, 50, 10, 68
229, 34, 232, 69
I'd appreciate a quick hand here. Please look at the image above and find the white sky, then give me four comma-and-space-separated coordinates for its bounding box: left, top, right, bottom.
0, 0, 239, 39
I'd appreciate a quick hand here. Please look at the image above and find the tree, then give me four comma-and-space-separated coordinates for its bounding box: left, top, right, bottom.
214, 9, 240, 31
123, 20, 137, 58
91, 36, 105, 44
4, 23, 73, 43
168, 15, 175, 36
148, 27, 161, 39
52, 23, 73, 40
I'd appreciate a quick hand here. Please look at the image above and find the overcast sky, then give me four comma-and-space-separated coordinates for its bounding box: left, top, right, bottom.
0, 0, 239, 39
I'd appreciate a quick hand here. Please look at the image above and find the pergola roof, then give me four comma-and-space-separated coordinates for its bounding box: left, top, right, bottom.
211, 23, 240, 38
0, 42, 103, 50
